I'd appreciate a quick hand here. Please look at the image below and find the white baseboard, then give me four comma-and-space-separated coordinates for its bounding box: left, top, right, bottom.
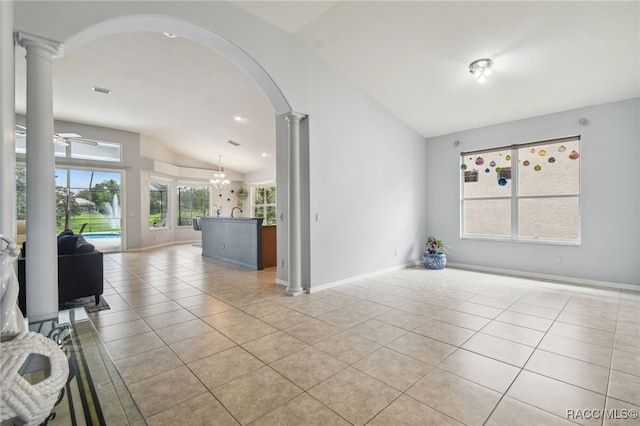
126, 240, 200, 252
447, 262, 640, 292
275, 278, 287, 287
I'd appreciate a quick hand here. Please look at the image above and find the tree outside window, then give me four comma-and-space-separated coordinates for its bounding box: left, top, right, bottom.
150, 182, 169, 228
252, 184, 276, 225
177, 185, 210, 226
17, 166, 122, 233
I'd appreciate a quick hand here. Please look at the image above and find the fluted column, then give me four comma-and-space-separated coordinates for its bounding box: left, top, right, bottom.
16, 32, 63, 318
285, 112, 305, 296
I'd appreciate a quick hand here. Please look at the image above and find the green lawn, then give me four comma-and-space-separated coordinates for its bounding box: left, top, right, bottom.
58, 212, 120, 233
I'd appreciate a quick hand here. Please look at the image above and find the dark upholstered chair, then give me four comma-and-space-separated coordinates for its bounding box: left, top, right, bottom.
17, 250, 104, 316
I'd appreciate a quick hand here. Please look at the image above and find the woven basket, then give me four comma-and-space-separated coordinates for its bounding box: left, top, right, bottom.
1, 331, 69, 425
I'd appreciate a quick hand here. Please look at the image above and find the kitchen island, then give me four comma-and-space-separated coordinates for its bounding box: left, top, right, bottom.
200, 217, 270, 270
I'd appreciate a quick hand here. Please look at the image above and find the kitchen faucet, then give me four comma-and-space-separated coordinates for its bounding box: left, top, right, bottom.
231, 207, 243, 218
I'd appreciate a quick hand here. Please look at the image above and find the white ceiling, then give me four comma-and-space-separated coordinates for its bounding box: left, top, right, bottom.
15, 1, 639, 175
15, 31, 276, 174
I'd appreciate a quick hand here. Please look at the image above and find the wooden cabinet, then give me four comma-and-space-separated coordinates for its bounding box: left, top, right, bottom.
261, 225, 277, 268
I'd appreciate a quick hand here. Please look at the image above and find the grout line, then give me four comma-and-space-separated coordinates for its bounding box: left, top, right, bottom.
97, 244, 636, 425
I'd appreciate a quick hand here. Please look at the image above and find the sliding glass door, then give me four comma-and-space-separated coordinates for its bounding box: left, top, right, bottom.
56, 168, 122, 252
54, 168, 123, 252
16, 165, 124, 252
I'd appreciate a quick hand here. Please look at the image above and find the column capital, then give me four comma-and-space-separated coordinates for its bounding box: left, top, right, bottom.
14, 31, 64, 59
281, 112, 306, 123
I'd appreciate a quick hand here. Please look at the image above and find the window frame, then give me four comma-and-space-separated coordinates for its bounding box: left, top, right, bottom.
15, 130, 123, 163
251, 182, 277, 225
460, 135, 581, 246
149, 179, 170, 230
176, 183, 211, 227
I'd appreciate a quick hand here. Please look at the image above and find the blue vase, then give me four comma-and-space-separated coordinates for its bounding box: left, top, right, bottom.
423, 253, 447, 270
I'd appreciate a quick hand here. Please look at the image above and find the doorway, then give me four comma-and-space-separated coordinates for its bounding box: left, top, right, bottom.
55, 168, 123, 252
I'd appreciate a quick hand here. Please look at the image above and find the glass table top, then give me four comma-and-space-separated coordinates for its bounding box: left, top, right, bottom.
25, 309, 145, 426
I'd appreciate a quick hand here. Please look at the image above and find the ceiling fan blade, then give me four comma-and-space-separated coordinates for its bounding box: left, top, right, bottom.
54, 132, 99, 146
56, 132, 82, 138
53, 135, 69, 146
18, 126, 104, 147
70, 138, 99, 146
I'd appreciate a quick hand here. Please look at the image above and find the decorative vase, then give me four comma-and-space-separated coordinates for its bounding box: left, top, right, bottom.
423, 253, 447, 270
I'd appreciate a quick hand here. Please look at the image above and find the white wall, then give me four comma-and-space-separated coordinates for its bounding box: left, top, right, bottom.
425, 98, 640, 287
306, 60, 427, 288
275, 115, 289, 284
140, 135, 175, 165
244, 168, 276, 185
140, 134, 221, 170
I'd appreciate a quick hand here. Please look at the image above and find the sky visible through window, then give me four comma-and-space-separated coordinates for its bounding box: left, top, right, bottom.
55, 170, 120, 188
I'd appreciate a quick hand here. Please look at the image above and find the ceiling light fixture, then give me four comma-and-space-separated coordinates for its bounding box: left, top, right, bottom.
233, 115, 245, 122
91, 86, 112, 95
163, 32, 177, 39
210, 155, 230, 190
469, 58, 492, 84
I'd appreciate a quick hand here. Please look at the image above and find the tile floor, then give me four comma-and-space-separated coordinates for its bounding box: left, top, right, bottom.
89, 244, 640, 425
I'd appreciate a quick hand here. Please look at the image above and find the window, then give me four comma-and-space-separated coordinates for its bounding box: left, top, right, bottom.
177, 185, 210, 226
70, 141, 121, 162
17, 165, 122, 234
16, 133, 66, 157
461, 136, 580, 243
252, 184, 276, 225
149, 181, 169, 229
16, 165, 26, 221
67, 170, 122, 233
15, 130, 122, 162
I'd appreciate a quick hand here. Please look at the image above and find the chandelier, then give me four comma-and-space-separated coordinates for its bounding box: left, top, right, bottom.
211, 155, 230, 190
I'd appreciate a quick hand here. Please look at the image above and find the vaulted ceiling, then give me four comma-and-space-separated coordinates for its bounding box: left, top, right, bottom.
14, 1, 639, 174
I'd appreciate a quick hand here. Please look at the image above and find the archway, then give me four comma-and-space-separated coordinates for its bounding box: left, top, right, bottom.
64, 15, 291, 115
61, 15, 304, 291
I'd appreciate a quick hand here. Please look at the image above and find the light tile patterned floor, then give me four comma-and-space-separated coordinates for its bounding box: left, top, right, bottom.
89, 244, 640, 425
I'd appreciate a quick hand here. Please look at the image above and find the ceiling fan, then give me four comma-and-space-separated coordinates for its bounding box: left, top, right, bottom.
15, 124, 103, 146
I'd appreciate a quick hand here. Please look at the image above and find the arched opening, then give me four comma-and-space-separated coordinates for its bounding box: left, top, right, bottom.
64, 16, 291, 115
57, 16, 300, 286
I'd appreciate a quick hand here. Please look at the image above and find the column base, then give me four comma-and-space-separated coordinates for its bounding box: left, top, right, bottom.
285, 287, 305, 297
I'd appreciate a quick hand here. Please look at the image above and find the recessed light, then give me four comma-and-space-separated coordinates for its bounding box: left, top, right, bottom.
261, 153, 268, 157
233, 115, 245, 122
163, 32, 177, 39
91, 86, 112, 95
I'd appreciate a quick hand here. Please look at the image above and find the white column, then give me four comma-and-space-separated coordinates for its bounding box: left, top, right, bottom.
285, 112, 305, 296
16, 33, 63, 318
1, 2, 15, 240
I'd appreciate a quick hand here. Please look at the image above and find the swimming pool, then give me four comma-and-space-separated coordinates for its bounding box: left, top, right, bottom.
82, 232, 121, 239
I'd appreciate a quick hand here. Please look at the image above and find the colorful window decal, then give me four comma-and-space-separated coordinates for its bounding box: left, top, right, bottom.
460, 135, 581, 243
